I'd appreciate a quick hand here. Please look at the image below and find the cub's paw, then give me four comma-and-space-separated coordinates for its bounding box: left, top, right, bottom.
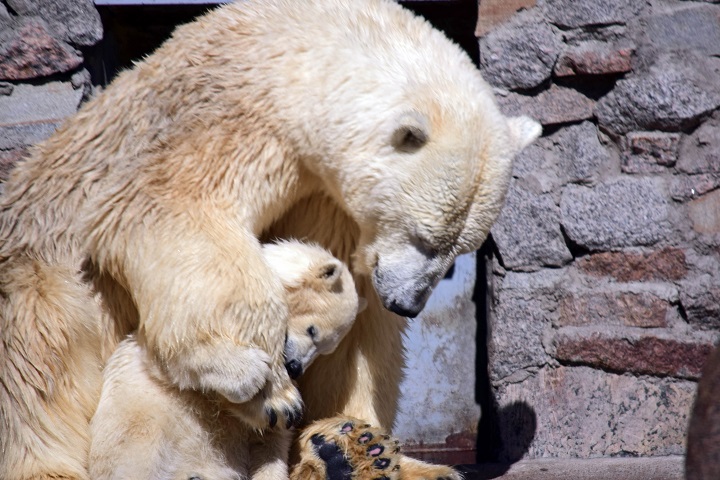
262, 364, 304, 429
229, 364, 303, 430
292, 416, 402, 480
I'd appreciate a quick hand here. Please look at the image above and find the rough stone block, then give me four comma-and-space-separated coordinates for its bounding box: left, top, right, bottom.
476, 0, 537, 37
595, 62, 720, 135
681, 282, 720, 330
6, 0, 102, 47
577, 248, 688, 282
670, 174, 720, 202
0, 122, 60, 150
498, 85, 595, 126
554, 41, 634, 77
560, 178, 671, 250
497, 366, 696, 459
490, 290, 552, 381
552, 121, 608, 185
621, 131, 680, 174
557, 291, 671, 328
640, 5, 720, 57
678, 119, 720, 174
551, 327, 716, 379
492, 185, 572, 270
480, 15, 562, 90
0, 17, 83, 81
0, 81, 82, 126
541, 0, 642, 28
688, 189, 720, 235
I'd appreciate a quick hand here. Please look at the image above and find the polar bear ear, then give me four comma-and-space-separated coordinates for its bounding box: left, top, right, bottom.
391, 111, 429, 153
317, 261, 342, 284
508, 115, 542, 151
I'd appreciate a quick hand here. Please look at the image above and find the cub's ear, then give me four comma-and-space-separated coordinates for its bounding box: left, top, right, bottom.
316, 261, 342, 284
508, 115, 542, 151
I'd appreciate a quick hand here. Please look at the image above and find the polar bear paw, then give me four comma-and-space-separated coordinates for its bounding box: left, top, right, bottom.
292, 416, 464, 480
228, 364, 303, 430
291, 416, 402, 480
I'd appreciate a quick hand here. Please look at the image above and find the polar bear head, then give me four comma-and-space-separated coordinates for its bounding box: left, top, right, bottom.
262, 240, 364, 379
266, 1, 541, 317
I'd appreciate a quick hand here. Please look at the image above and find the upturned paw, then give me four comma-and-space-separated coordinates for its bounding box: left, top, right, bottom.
292, 416, 402, 480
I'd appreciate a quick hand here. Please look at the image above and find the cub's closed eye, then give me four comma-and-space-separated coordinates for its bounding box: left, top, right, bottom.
307, 326, 317, 338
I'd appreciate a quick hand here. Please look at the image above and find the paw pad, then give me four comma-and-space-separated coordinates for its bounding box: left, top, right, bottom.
295, 417, 403, 480
367, 444, 384, 457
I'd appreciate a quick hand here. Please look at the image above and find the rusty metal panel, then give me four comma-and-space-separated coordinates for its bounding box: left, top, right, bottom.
395, 252, 480, 464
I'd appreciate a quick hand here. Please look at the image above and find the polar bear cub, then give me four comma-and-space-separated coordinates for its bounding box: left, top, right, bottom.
89, 240, 362, 480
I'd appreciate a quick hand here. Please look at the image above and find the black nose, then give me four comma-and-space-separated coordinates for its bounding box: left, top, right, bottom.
387, 300, 421, 318
285, 359, 303, 379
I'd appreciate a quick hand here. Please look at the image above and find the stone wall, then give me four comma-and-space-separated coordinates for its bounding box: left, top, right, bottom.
0, 0, 101, 189
480, 0, 720, 461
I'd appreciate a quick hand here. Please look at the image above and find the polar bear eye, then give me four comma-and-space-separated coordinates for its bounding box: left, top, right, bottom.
307, 326, 317, 339
391, 124, 428, 153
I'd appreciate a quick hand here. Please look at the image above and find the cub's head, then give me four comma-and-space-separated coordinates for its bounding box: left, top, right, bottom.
262, 240, 364, 380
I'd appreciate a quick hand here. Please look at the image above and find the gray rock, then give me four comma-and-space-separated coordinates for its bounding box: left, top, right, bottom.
480, 18, 562, 90
497, 366, 696, 459
0, 122, 59, 150
596, 58, 720, 135
678, 119, 720, 174
551, 121, 608, 185
490, 290, 552, 381
492, 185, 572, 270
0, 81, 83, 125
541, 0, 642, 28
680, 281, 720, 330
5, 0, 102, 46
498, 86, 595, 126
639, 4, 720, 57
560, 178, 671, 250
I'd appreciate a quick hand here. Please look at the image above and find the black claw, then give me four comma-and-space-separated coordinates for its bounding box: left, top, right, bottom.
267, 408, 277, 428
366, 443, 384, 457
341, 421, 354, 433
284, 407, 303, 429
373, 458, 391, 470
358, 432, 374, 444
311, 434, 326, 446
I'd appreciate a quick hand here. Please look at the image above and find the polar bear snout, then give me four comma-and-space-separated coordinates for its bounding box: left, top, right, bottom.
285, 359, 303, 380
372, 266, 435, 318
372, 246, 454, 318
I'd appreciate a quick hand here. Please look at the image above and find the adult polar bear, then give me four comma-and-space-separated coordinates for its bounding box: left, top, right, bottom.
0, 0, 540, 479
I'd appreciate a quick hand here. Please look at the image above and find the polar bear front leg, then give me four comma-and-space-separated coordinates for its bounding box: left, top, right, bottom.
107, 212, 302, 429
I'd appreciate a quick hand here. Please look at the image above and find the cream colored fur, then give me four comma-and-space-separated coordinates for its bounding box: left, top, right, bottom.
0, 0, 540, 478
89, 240, 360, 480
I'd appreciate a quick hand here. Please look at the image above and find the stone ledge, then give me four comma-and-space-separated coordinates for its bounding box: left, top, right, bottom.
457, 456, 683, 480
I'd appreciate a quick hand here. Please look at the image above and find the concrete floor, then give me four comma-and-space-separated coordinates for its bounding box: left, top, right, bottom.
457, 456, 684, 480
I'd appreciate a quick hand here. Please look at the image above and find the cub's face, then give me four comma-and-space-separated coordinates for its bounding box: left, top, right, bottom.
262, 241, 362, 380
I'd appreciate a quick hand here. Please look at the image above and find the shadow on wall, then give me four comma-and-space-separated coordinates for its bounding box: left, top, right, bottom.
473, 239, 537, 473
